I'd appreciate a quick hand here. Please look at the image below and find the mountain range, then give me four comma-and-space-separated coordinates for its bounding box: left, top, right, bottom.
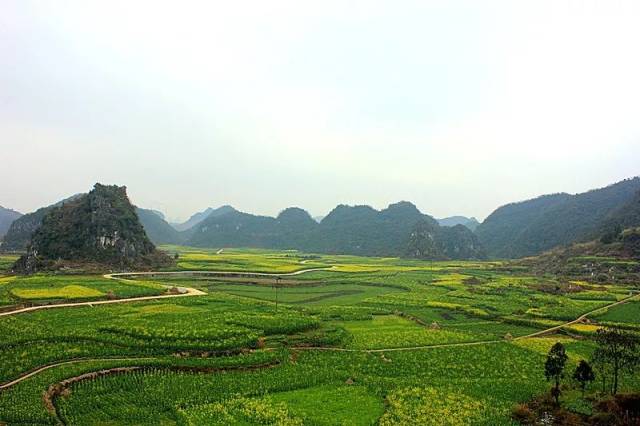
185, 201, 485, 259
3, 176, 640, 261
475, 177, 640, 258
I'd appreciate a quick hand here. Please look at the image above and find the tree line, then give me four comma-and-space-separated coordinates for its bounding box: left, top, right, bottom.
545, 327, 639, 405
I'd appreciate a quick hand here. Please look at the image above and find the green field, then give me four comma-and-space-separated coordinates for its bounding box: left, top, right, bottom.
0, 274, 166, 308
0, 247, 638, 425
0, 254, 19, 273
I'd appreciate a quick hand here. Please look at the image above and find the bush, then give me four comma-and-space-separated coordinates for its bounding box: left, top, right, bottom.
511, 403, 535, 424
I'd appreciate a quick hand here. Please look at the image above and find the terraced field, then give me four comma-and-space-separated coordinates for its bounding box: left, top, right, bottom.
0, 246, 638, 425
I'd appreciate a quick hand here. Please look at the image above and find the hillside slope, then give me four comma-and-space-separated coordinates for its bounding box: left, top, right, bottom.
136, 208, 185, 245
14, 184, 173, 273
476, 177, 640, 258
0, 206, 22, 240
600, 189, 640, 233
517, 227, 640, 284
1, 194, 83, 252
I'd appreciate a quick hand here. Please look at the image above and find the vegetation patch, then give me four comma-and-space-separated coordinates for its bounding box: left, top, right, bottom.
380, 387, 483, 426
11, 284, 105, 299
338, 315, 474, 349
269, 385, 384, 425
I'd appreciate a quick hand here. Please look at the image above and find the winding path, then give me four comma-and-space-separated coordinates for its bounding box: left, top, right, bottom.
0, 285, 205, 318
0, 357, 157, 391
296, 291, 640, 353
0, 267, 333, 318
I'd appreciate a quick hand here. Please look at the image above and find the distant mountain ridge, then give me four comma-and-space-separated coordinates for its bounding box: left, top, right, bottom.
10, 176, 639, 262
0, 206, 22, 240
476, 177, 640, 258
187, 201, 485, 259
171, 205, 237, 231
437, 216, 480, 231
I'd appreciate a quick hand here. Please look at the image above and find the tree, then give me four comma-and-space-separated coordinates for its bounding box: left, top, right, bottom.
545, 342, 568, 405
593, 327, 639, 394
573, 360, 595, 397
600, 224, 622, 244
591, 353, 611, 394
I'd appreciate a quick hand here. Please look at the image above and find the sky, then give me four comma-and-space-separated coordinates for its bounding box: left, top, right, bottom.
1, 1, 639, 223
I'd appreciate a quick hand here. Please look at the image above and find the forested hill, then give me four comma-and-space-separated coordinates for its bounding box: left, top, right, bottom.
14, 184, 173, 273
476, 177, 640, 258
2, 199, 182, 249
0, 206, 22, 240
517, 227, 640, 284
1, 194, 83, 251
187, 201, 485, 260
600, 189, 640, 233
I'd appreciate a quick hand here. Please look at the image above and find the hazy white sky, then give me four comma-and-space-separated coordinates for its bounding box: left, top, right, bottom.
1, 1, 639, 222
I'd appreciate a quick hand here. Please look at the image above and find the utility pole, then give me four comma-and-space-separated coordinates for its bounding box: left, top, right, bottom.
274, 276, 281, 313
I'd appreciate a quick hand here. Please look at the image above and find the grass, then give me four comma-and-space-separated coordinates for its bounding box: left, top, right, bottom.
595, 300, 640, 324
206, 282, 404, 306
161, 245, 328, 273
338, 315, 477, 349
268, 384, 384, 425
11, 284, 105, 299
0, 254, 19, 272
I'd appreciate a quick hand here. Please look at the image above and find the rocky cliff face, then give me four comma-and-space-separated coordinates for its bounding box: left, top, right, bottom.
407, 220, 485, 260
14, 184, 173, 273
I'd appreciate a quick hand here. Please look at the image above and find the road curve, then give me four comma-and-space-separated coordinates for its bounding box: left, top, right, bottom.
517, 290, 640, 339
106, 266, 334, 279
0, 267, 332, 318
0, 286, 205, 318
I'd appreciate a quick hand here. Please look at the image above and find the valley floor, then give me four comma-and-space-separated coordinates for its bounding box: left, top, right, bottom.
0, 247, 638, 425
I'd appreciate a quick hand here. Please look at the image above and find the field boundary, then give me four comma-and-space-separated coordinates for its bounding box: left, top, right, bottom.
292, 291, 640, 353
0, 357, 159, 391
0, 268, 334, 318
